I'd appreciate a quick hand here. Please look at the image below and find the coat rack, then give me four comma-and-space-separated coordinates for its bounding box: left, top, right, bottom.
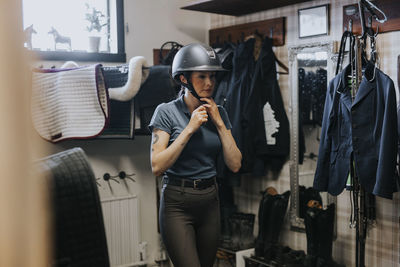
343, 0, 400, 35
340, 2, 387, 267
209, 17, 285, 47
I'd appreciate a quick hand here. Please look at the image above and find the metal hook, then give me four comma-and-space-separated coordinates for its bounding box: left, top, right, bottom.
358, 0, 387, 39
118, 171, 136, 182
348, 19, 353, 33
362, 0, 387, 24
103, 172, 120, 184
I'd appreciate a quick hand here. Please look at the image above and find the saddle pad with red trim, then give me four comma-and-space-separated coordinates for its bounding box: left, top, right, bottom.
31, 64, 109, 142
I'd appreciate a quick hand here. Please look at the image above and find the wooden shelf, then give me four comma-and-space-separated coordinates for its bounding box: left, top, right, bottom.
181, 0, 312, 16
209, 17, 286, 47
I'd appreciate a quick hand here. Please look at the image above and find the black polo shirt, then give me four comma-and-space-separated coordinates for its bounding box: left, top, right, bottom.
149, 95, 232, 179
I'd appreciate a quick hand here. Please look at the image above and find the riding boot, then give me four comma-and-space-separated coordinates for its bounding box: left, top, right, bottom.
239, 213, 256, 249
263, 190, 291, 262
255, 187, 277, 257
315, 204, 344, 267
300, 187, 323, 219
304, 205, 319, 267
228, 214, 241, 250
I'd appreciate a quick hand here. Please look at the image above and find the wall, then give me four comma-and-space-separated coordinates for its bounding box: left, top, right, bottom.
32, 0, 400, 266
210, 0, 400, 266
34, 1, 210, 266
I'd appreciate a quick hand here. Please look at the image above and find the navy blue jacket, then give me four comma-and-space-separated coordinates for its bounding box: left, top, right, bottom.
314, 64, 399, 199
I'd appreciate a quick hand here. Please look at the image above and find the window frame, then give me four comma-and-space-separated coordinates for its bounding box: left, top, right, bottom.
28, 0, 126, 62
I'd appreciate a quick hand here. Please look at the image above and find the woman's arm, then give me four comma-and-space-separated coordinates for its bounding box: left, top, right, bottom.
215, 125, 242, 173
201, 98, 242, 173
150, 105, 208, 176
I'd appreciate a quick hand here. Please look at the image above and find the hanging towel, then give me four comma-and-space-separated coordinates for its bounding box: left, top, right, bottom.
31, 64, 109, 142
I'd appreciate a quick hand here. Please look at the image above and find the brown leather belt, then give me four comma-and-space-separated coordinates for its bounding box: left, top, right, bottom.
163, 176, 216, 190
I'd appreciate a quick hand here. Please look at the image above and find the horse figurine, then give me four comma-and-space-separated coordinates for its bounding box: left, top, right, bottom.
23, 24, 37, 50
48, 27, 72, 51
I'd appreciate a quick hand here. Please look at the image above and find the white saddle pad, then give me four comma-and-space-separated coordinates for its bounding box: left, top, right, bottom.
31, 64, 109, 142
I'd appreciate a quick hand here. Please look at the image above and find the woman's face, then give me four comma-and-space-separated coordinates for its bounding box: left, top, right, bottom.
189, 71, 217, 98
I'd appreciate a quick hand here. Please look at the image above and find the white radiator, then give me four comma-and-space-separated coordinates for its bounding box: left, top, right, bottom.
101, 195, 144, 267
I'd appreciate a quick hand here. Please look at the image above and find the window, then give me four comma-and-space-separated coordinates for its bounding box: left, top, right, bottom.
22, 0, 126, 62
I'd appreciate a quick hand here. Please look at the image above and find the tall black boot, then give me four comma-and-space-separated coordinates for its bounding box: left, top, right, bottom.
228, 213, 241, 250
263, 190, 291, 261
300, 187, 323, 219
315, 204, 344, 267
316, 204, 334, 266
239, 213, 256, 249
304, 205, 320, 267
255, 187, 277, 257
227, 212, 256, 250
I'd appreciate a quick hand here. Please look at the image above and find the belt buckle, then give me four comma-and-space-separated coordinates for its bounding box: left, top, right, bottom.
193, 179, 202, 190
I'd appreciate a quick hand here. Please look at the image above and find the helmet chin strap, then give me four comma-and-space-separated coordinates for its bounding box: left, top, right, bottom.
180, 73, 204, 102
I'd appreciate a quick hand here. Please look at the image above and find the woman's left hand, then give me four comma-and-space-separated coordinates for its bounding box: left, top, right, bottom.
200, 98, 223, 127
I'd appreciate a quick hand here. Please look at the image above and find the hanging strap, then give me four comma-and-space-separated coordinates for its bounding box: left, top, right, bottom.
336, 31, 353, 75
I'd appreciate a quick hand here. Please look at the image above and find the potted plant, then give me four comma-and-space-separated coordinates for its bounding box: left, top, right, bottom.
85, 3, 108, 52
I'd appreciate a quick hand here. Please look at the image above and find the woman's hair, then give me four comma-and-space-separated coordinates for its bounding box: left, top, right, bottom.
178, 87, 185, 98
176, 71, 191, 98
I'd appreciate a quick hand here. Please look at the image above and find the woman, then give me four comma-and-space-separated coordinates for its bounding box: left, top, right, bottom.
149, 43, 242, 267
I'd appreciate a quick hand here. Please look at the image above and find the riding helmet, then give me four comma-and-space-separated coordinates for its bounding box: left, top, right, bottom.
171, 43, 225, 82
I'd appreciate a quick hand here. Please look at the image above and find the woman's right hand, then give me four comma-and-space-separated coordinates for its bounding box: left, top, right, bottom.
188, 105, 208, 133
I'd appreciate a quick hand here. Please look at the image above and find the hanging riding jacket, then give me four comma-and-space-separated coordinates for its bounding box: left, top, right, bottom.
314, 64, 399, 199
243, 37, 290, 175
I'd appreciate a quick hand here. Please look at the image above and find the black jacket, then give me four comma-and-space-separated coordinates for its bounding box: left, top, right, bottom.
242, 37, 290, 175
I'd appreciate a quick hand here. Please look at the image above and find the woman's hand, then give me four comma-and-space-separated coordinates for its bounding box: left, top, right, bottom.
187, 105, 208, 133
200, 97, 223, 128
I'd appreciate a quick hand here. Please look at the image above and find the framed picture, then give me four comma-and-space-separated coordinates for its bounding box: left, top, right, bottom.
298, 4, 329, 38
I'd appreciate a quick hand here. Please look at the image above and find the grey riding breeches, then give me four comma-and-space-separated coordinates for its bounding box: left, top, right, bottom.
159, 182, 220, 267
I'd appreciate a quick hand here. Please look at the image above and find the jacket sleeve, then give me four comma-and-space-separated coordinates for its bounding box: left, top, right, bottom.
373, 78, 399, 198
313, 79, 336, 191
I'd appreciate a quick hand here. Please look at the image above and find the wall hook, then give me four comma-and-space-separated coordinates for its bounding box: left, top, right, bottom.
349, 19, 353, 33
118, 171, 136, 182
103, 172, 120, 184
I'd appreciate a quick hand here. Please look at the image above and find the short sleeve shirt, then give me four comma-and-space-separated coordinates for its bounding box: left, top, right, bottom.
149, 95, 232, 179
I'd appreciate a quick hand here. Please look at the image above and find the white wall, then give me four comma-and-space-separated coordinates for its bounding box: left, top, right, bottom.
124, 0, 210, 63
34, 1, 210, 266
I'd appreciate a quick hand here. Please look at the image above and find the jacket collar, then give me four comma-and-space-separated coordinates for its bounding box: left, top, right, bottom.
352, 63, 376, 107
337, 63, 376, 110
337, 64, 352, 111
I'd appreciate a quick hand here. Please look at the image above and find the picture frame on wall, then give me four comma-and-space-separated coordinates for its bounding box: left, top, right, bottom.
298, 4, 329, 38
